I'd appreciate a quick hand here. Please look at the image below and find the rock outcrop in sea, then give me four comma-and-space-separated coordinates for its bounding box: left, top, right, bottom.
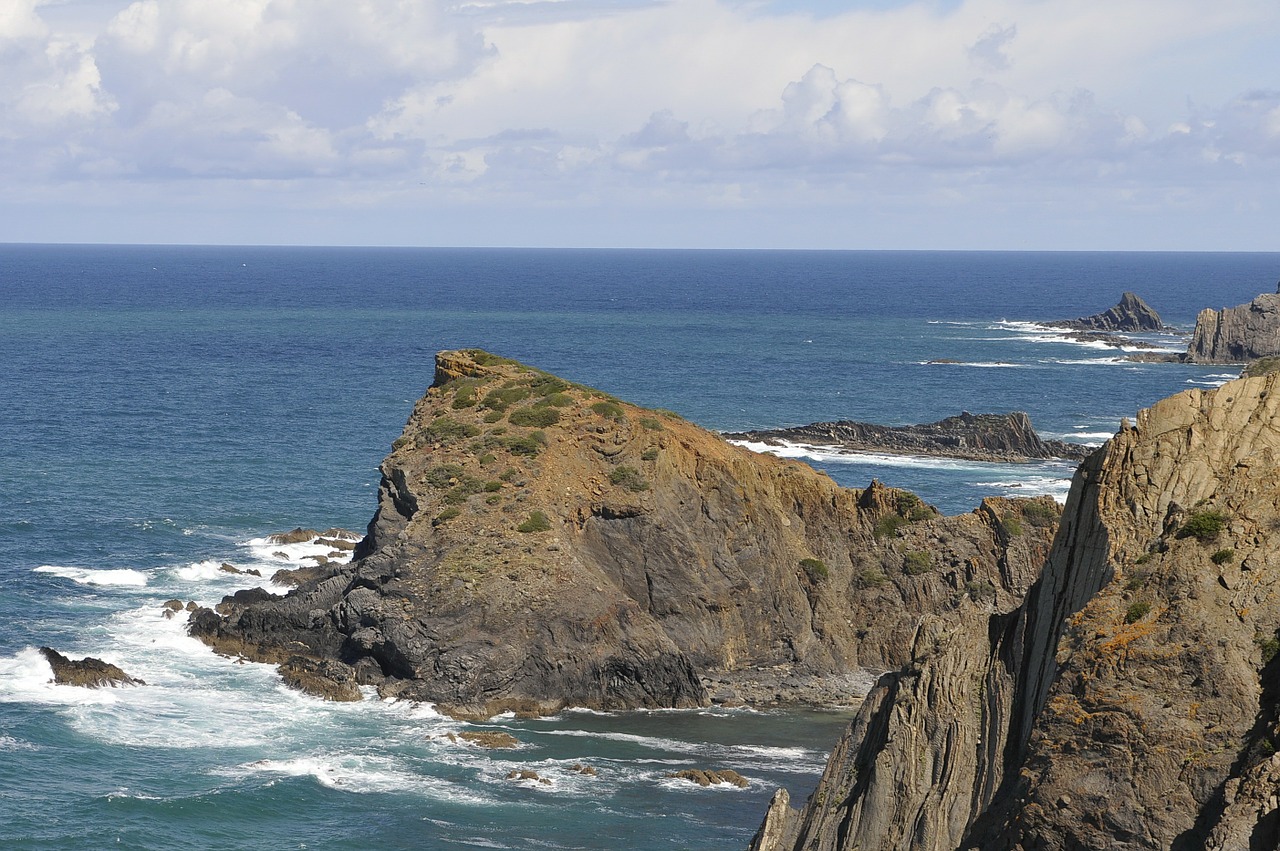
1049, 291, 1165, 333
39, 647, 145, 688
1187, 285, 1280, 363
749, 371, 1280, 851
726, 411, 1092, 463
188, 349, 1060, 719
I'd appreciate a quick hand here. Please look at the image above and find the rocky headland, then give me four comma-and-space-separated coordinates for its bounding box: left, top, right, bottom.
40, 647, 145, 688
749, 371, 1280, 851
725, 411, 1092, 463
187, 349, 1061, 719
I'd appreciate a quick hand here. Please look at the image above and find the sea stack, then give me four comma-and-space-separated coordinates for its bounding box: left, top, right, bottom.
749, 371, 1280, 851
1049, 291, 1165, 333
188, 349, 1060, 719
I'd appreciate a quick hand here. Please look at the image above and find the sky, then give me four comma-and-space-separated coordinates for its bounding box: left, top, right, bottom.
1, 0, 1278, 249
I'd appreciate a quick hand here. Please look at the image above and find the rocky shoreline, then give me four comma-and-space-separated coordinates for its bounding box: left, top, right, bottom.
726, 411, 1092, 463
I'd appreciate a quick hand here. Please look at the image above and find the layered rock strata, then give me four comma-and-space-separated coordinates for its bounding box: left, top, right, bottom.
750, 372, 1280, 850
189, 349, 1059, 719
1049, 292, 1165, 333
726, 412, 1092, 463
39, 647, 145, 688
1188, 287, 1280, 363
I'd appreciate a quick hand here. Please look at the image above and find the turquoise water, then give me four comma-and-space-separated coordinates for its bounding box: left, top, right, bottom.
1, 246, 1275, 849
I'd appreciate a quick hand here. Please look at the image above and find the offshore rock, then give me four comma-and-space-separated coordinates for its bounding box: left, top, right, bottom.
750, 372, 1280, 851
726, 411, 1092, 463
189, 349, 1059, 719
1048, 291, 1165, 332
1188, 286, 1280, 363
39, 647, 145, 688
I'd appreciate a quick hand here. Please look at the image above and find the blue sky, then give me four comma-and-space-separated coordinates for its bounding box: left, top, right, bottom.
2, 0, 1278, 249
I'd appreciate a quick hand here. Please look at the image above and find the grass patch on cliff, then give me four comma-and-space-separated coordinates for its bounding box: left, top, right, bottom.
517, 511, 552, 533
1177, 509, 1228, 543
1021, 500, 1059, 527
463, 350, 518, 367
1257, 634, 1280, 664
482, 385, 531, 412
799, 558, 829, 583
638, 416, 664, 431
895, 492, 934, 522
902, 551, 933, 575
432, 507, 462, 526
1211, 548, 1235, 565
873, 515, 906, 539
591, 400, 626, 421
501, 435, 542, 456
641, 447, 659, 461
609, 465, 649, 492
1124, 600, 1152, 624
449, 379, 483, 409
424, 464, 468, 488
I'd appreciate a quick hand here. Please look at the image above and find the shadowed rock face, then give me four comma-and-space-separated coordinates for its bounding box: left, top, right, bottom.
188, 349, 1059, 719
1049, 292, 1165, 333
749, 372, 1280, 851
727, 411, 1093, 463
1188, 287, 1280, 364
39, 647, 145, 688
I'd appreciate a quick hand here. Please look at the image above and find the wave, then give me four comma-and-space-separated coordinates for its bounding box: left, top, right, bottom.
979, 475, 1074, 503
733, 439, 1067, 474
917, 361, 1029, 368
32, 565, 149, 587
225, 755, 494, 804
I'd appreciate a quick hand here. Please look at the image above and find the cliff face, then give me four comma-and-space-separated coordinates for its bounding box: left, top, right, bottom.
1188, 289, 1280, 363
189, 350, 1059, 719
727, 411, 1092, 463
752, 372, 1280, 851
1050, 291, 1165, 333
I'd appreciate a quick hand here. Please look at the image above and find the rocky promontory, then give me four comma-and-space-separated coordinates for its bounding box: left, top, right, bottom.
726, 411, 1092, 463
1187, 285, 1280, 363
749, 371, 1280, 850
1048, 291, 1165, 333
40, 647, 145, 688
188, 349, 1060, 719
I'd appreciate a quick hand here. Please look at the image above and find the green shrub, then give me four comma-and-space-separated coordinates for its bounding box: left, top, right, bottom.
1124, 600, 1152, 624
463, 350, 516, 367
857, 567, 887, 588
540, 392, 574, 407
895, 493, 933, 522
485, 494, 502, 505
527, 374, 570, 396
424, 464, 467, 488
641, 447, 659, 461
654, 408, 682, 420
509, 406, 561, 428
517, 511, 552, 533
1002, 515, 1024, 537
484, 481, 503, 493
1178, 510, 1228, 543
499, 468, 520, 482
1258, 634, 1280, 664
1022, 500, 1059, 527
609, 465, 649, 492
481, 386, 530, 411
483, 410, 504, 423
902, 551, 933, 575
873, 515, 906, 539
392, 436, 412, 451
444, 479, 483, 504
479, 453, 497, 465
432, 507, 461, 525
424, 416, 480, 443
966, 580, 997, 603
800, 557, 829, 583
502, 435, 541, 456
1124, 569, 1148, 592
449, 379, 482, 409
591, 401, 625, 420
638, 417, 664, 431
1211, 548, 1235, 565
531, 430, 547, 445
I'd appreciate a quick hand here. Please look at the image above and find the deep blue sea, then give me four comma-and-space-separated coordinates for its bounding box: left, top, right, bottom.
2, 245, 1276, 849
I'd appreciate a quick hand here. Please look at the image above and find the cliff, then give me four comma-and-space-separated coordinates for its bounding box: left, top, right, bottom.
1188, 287, 1280, 363
1049, 292, 1165, 333
750, 372, 1280, 850
726, 412, 1092, 463
188, 349, 1059, 719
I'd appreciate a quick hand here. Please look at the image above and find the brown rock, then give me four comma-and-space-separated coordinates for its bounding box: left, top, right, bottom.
39, 647, 145, 688
276, 656, 361, 701
667, 768, 749, 788
456, 730, 520, 749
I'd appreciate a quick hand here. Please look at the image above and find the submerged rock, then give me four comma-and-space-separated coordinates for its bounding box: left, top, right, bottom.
727, 411, 1092, 463
39, 647, 145, 688
188, 349, 1060, 718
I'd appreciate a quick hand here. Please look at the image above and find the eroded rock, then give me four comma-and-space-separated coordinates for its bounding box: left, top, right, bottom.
39, 647, 145, 688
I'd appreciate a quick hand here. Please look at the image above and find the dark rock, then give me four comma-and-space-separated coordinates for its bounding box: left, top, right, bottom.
667, 768, 749, 788
726, 411, 1092, 462
219, 563, 261, 577
213, 587, 281, 617
569, 763, 597, 776
1048, 291, 1165, 332
39, 647, 145, 688
1188, 289, 1280, 363
506, 769, 551, 784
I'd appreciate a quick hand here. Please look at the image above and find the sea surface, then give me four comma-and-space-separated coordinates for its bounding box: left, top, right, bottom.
1, 246, 1276, 849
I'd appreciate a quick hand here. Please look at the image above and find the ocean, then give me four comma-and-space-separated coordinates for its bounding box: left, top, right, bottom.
1, 245, 1275, 849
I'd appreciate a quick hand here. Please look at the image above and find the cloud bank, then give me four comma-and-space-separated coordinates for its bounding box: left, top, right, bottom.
2, 0, 1277, 247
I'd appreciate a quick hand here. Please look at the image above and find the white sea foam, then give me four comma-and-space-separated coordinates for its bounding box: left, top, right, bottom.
734, 439, 1044, 474
0, 647, 122, 706
244, 530, 359, 568
33, 565, 149, 587
980, 475, 1074, 503
917, 361, 1029, 368
227, 755, 494, 804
